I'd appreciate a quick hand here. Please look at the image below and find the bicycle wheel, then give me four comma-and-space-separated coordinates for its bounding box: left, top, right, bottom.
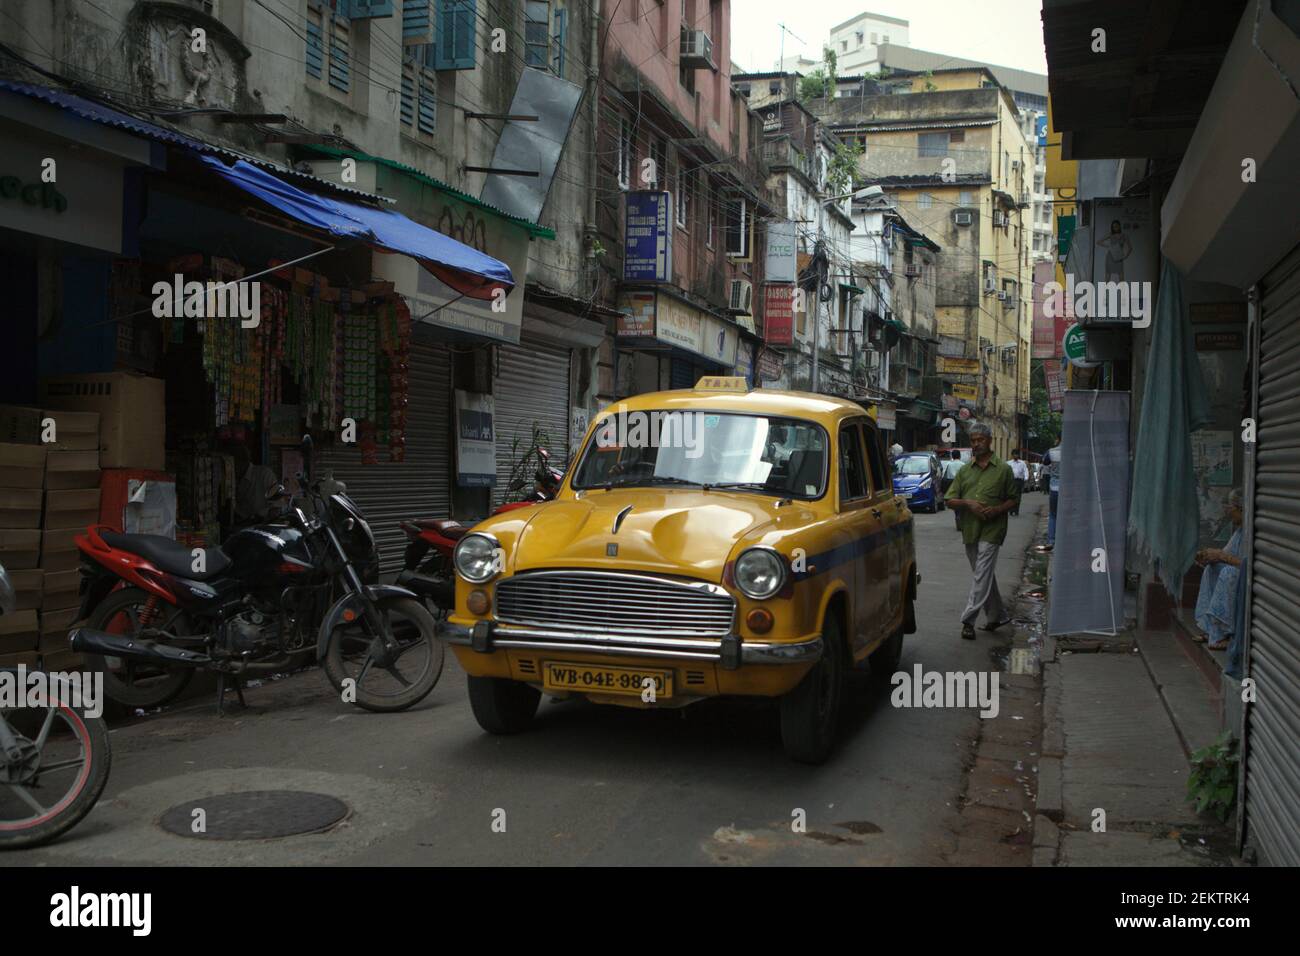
0, 701, 111, 849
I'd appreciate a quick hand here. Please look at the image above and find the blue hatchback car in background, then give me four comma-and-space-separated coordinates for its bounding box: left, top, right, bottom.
892, 452, 945, 512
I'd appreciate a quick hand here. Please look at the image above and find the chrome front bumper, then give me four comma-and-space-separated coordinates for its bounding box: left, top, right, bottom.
440, 621, 823, 670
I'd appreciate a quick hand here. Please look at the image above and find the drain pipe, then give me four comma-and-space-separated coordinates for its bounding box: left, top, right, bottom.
585, 0, 601, 299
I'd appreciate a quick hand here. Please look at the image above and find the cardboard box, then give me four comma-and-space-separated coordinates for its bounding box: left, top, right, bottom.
0, 608, 39, 655
0, 442, 46, 488
40, 372, 165, 470
42, 569, 80, 611
0, 488, 42, 528
41, 409, 100, 451
0, 528, 41, 570
0, 651, 40, 669
40, 527, 83, 572
38, 607, 80, 655
44, 450, 100, 490
10, 569, 43, 611
43, 488, 101, 530
40, 650, 86, 672
0, 405, 42, 445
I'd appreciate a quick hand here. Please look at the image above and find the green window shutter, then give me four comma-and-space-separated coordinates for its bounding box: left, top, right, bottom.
402, 0, 431, 43
552, 7, 567, 76
417, 72, 437, 133
434, 0, 476, 70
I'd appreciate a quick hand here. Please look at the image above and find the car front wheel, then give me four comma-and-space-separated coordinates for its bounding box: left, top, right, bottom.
468, 676, 541, 734
780, 613, 845, 764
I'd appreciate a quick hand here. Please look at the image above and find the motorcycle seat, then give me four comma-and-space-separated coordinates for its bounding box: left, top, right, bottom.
100, 531, 233, 581
412, 518, 468, 540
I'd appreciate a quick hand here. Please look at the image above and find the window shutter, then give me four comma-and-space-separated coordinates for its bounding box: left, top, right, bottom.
417, 72, 437, 133
435, 0, 477, 70
306, 19, 324, 78
400, 64, 415, 125
552, 7, 567, 76
402, 0, 432, 43
345, 0, 395, 17
329, 15, 351, 92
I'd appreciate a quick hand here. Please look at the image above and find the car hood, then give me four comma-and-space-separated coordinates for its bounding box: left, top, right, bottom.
504, 489, 796, 582
893, 473, 929, 485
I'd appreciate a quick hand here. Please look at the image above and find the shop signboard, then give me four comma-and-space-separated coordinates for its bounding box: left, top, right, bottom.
735, 340, 754, 385
763, 284, 795, 345
656, 295, 702, 352
1, 132, 128, 254
623, 190, 672, 282
454, 389, 496, 487
1084, 196, 1156, 327
951, 383, 979, 401
938, 356, 980, 376
616, 291, 656, 337
1044, 359, 1065, 412
764, 221, 797, 283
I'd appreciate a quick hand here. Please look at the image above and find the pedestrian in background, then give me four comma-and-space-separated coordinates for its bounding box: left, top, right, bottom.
945, 423, 1019, 640
1045, 440, 1062, 549
1008, 449, 1029, 516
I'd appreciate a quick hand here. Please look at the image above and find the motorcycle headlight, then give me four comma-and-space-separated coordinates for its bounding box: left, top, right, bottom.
734, 547, 787, 601
454, 533, 502, 584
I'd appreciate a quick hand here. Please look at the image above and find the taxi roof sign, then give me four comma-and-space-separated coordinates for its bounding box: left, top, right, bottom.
694, 376, 749, 392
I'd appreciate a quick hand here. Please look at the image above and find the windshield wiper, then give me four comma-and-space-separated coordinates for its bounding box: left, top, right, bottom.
602, 475, 699, 490
701, 481, 771, 493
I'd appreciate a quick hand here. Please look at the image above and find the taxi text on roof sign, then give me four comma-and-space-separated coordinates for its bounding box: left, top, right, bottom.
693, 376, 749, 392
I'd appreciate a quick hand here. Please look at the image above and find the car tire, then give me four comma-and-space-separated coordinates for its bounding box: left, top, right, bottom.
468, 675, 541, 734
869, 628, 904, 680
780, 612, 845, 765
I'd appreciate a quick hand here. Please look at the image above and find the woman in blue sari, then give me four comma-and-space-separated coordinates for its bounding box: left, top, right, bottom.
1193, 489, 1244, 651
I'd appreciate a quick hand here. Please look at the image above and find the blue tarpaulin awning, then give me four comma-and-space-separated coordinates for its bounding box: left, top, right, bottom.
199, 156, 513, 299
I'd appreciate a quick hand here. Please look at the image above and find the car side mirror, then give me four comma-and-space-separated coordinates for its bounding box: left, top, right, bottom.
508, 478, 526, 492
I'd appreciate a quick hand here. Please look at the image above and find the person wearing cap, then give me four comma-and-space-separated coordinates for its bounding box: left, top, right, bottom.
945, 422, 1019, 640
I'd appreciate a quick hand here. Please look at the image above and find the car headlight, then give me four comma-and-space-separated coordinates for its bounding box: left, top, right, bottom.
918, 476, 932, 488
734, 547, 787, 600
454, 533, 502, 584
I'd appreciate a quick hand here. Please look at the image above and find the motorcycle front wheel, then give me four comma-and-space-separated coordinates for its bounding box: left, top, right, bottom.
0, 700, 111, 850
84, 587, 195, 709
322, 596, 443, 712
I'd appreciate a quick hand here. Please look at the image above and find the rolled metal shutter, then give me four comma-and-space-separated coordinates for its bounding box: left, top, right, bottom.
319, 341, 452, 573
1244, 244, 1300, 867
670, 357, 695, 389
494, 337, 570, 505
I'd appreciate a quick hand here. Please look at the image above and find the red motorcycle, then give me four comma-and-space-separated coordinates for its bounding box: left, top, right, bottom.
397, 447, 563, 613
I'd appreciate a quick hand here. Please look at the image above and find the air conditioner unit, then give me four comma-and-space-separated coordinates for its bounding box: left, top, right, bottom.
680, 30, 715, 70
953, 211, 973, 226
982, 277, 997, 294
996, 290, 1008, 301
1011, 159, 1022, 170
728, 279, 753, 314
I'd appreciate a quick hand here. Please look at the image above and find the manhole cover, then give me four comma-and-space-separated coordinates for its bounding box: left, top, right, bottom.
159, 790, 349, 840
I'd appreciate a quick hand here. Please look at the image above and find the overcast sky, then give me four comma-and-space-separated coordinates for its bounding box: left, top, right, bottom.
729, 0, 1048, 76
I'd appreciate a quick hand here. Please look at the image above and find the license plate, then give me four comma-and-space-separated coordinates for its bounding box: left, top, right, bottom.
543, 661, 673, 698
901, 491, 913, 498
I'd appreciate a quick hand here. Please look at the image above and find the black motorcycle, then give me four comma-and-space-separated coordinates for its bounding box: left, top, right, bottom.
70, 437, 443, 714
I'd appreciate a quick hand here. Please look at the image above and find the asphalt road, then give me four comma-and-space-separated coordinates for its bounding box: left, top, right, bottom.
12, 498, 1044, 867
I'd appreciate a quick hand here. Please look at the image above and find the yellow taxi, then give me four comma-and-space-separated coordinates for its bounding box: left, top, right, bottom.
442, 378, 918, 762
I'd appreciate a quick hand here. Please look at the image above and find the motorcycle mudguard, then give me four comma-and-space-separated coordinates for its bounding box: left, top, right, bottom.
315, 584, 420, 659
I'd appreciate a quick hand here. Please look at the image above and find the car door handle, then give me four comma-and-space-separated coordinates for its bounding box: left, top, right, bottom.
871, 508, 883, 519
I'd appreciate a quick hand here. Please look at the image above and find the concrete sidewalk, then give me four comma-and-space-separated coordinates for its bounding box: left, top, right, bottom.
1033, 544, 1237, 866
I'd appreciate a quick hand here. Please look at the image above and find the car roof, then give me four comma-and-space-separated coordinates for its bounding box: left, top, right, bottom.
596, 388, 872, 423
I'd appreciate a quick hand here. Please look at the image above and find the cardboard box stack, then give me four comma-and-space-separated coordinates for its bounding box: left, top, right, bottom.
0, 404, 101, 670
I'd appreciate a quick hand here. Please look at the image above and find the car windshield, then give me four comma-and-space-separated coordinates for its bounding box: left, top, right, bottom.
893, 456, 932, 476
942, 459, 965, 477
571, 412, 828, 498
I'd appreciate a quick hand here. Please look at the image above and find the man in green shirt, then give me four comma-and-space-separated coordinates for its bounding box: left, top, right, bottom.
945, 423, 1020, 639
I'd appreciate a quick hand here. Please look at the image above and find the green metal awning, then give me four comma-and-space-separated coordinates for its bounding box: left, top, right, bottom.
301, 144, 556, 240
839, 282, 866, 295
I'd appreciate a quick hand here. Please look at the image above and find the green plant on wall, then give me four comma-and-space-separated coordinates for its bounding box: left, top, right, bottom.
827, 138, 864, 196
1186, 731, 1239, 823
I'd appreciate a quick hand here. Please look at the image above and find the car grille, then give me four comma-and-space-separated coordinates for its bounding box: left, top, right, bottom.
495, 571, 736, 636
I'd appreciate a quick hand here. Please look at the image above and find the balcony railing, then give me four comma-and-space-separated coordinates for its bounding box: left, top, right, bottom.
760, 136, 816, 182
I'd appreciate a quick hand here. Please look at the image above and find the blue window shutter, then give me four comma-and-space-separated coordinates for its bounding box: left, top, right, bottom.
345, 0, 394, 18
306, 21, 324, 78
402, 0, 431, 42
400, 68, 415, 125
417, 74, 436, 133
329, 18, 351, 92
552, 8, 566, 76
434, 0, 476, 70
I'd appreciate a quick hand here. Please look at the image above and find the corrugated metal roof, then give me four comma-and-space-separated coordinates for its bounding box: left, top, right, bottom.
0, 78, 393, 205
301, 144, 556, 239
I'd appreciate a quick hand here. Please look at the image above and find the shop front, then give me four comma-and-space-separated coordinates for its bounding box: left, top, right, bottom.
614, 288, 740, 396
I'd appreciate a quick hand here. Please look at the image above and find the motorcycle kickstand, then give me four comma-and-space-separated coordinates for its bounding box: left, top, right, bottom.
216, 672, 247, 716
